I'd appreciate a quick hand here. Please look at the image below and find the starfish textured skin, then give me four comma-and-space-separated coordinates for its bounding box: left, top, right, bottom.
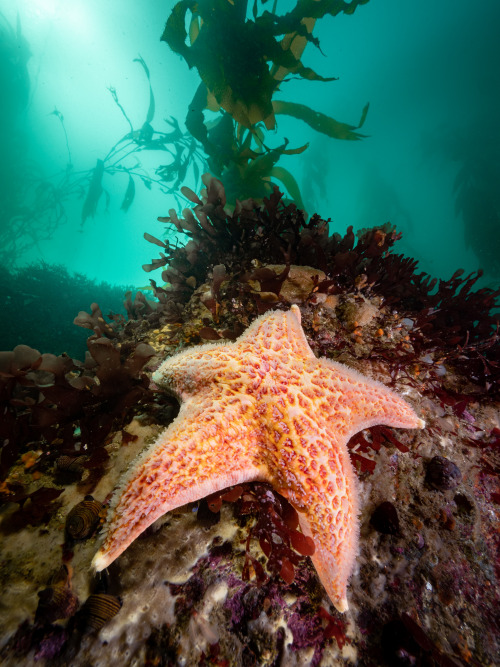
92, 305, 424, 612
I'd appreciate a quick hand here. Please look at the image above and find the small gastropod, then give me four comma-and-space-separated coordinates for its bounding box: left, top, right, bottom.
65, 496, 104, 540
79, 593, 122, 632
35, 565, 79, 624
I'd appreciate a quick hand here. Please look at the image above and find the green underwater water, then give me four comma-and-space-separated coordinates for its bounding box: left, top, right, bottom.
1, 5, 500, 664
1, 0, 499, 355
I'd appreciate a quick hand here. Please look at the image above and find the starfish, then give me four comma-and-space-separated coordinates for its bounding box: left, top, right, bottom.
92, 305, 424, 612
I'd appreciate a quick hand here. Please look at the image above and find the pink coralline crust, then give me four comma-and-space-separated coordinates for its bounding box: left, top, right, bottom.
92, 305, 424, 612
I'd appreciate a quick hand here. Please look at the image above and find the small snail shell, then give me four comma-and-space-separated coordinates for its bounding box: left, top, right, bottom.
425, 455, 462, 490
80, 593, 122, 632
370, 501, 400, 536
56, 455, 86, 475
35, 584, 79, 624
65, 496, 103, 539
35, 566, 78, 624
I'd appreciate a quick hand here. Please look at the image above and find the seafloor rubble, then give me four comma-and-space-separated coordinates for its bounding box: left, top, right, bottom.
0, 183, 498, 666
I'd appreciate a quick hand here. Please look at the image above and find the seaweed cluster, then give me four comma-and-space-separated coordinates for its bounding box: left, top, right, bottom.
0, 175, 499, 663
0, 321, 160, 502
203, 483, 315, 587
144, 177, 499, 399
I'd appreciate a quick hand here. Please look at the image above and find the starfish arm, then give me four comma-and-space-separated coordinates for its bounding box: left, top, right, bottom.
314, 433, 360, 613
269, 419, 360, 613
240, 304, 315, 361
92, 398, 261, 571
152, 342, 230, 402
295, 446, 359, 614
152, 306, 314, 402
316, 358, 425, 435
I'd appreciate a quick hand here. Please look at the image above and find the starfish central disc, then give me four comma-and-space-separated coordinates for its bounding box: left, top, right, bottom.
92, 305, 424, 612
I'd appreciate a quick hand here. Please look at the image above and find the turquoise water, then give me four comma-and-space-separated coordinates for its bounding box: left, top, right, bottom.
1, 1, 499, 298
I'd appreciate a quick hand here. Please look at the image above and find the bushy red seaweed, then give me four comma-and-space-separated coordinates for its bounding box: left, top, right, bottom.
205, 482, 315, 588
144, 179, 499, 398
0, 319, 164, 527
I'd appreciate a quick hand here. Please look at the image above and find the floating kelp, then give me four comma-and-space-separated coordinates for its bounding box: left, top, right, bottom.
162, 0, 369, 131
273, 100, 369, 141
160, 0, 371, 207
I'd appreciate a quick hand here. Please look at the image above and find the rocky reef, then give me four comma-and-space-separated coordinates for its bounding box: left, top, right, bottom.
0, 182, 498, 665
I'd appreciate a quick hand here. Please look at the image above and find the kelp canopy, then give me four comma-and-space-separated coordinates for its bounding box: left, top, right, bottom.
163, 0, 369, 130
162, 0, 370, 203
0, 1, 372, 267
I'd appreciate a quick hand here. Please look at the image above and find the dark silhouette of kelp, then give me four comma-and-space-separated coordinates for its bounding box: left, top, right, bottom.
422, 119, 500, 280
0, 15, 87, 268
0, 12, 30, 128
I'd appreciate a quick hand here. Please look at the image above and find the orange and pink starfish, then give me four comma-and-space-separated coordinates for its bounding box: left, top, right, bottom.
93, 305, 424, 612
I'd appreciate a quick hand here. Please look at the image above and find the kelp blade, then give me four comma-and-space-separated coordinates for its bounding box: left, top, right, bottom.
273, 100, 368, 140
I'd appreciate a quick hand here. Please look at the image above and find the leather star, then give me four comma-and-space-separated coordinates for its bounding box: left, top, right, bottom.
93, 305, 424, 612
